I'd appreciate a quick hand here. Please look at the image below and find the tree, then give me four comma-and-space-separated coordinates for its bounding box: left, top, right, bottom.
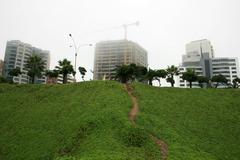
145, 69, 157, 86
211, 74, 228, 88
25, 55, 45, 84
0, 76, 8, 83
232, 77, 240, 88
130, 64, 147, 82
55, 59, 75, 84
166, 65, 179, 87
197, 76, 209, 88
45, 69, 59, 84
114, 65, 134, 83
155, 69, 167, 86
145, 69, 167, 86
182, 69, 198, 88
8, 67, 22, 77
78, 67, 87, 81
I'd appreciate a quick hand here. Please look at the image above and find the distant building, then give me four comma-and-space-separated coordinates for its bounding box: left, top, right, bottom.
57, 74, 75, 84
178, 39, 240, 88
3, 40, 50, 84
93, 40, 148, 80
210, 57, 240, 84
0, 60, 4, 76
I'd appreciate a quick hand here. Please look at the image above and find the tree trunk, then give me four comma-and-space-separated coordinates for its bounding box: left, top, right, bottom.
189, 81, 192, 88
171, 75, 174, 87
215, 82, 218, 88
157, 79, 161, 87
149, 79, 153, 86
63, 74, 67, 84
31, 75, 35, 84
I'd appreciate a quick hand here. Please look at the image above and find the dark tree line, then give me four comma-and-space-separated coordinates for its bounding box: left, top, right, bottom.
114, 64, 240, 89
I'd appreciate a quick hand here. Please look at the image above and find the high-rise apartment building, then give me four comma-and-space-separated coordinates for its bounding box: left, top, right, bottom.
0, 60, 4, 76
178, 39, 240, 88
3, 40, 50, 84
93, 40, 148, 80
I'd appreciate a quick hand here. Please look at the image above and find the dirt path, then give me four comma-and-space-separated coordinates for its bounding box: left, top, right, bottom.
124, 84, 169, 160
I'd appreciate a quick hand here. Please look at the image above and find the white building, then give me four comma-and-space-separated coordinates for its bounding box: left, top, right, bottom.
93, 40, 148, 80
182, 39, 214, 67
57, 74, 75, 84
210, 57, 240, 84
3, 40, 50, 84
178, 39, 240, 88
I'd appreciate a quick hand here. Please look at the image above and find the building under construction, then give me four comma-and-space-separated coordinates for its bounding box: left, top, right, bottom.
93, 40, 148, 80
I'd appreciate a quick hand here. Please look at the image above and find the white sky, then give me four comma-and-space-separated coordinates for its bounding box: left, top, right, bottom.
0, 0, 240, 81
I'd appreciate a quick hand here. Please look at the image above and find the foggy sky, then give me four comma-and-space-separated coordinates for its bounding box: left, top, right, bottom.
0, 0, 240, 81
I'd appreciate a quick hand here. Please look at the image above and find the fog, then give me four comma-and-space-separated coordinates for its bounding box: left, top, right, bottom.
0, 0, 239, 82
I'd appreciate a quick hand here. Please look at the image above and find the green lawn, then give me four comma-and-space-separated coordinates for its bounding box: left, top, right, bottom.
0, 81, 160, 160
133, 83, 240, 160
0, 81, 239, 160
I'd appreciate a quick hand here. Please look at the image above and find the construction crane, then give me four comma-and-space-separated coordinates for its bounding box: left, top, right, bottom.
122, 21, 140, 40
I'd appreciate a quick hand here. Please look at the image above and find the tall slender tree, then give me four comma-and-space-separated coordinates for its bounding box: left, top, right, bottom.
25, 55, 45, 84
55, 59, 75, 84
166, 65, 179, 87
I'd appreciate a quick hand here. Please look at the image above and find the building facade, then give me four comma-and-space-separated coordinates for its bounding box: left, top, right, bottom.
0, 60, 3, 76
210, 57, 240, 84
93, 40, 148, 80
178, 39, 239, 88
3, 40, 50, 84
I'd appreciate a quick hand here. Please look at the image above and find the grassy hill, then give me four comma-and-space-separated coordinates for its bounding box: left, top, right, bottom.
0, 81, 240, 160
133, 84, 240, 160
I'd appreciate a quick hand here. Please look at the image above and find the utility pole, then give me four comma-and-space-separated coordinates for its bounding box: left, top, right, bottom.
69, 34, 92, 82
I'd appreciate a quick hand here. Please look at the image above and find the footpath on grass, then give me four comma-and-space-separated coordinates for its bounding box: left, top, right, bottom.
124, 84, 169, 160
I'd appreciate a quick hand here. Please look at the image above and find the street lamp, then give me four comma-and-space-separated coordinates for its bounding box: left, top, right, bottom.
69, 34, 92, 81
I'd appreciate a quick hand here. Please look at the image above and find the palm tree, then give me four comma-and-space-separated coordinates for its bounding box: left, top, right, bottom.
166, 65, 179, 87
146, 69, 167, 86
114, 65, 134, 83
55, 59, 75, 84
78, 67, 87, 81
145, 69, 156, 86
182, 69, 198, 88
25, 55, 45, 84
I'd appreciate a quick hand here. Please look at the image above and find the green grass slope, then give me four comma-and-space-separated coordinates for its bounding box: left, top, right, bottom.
1, 81, 240, 160
133, 83, 240, 160
0, 81, 160, 160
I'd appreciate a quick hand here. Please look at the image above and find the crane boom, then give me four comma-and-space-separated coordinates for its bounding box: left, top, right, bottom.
123, 21, 139, 40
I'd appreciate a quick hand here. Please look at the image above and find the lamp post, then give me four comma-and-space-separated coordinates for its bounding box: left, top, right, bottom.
69, 34, 92, 81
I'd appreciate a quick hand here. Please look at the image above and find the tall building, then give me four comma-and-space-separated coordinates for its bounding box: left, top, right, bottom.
0, 60, 4, 76
3, 40, 50, 84
93, 40, 148, 80
179, 39, 240, 88
182, 39, 214, 67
